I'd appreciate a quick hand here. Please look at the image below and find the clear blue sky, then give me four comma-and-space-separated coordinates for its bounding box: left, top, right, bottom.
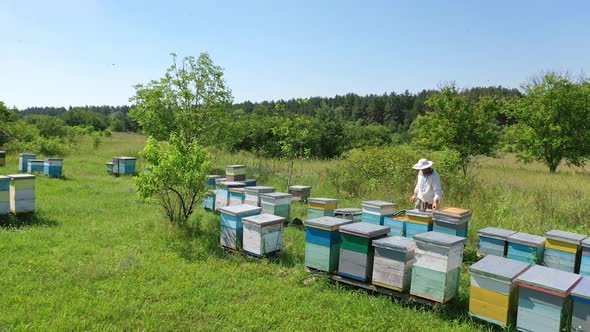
1, 0, 589, 109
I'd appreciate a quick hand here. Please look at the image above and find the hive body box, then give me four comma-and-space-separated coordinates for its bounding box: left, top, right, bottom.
515, 265, 581, 332
288, 185, 311, 202
242, 214, 284, 257
338, 223, 389, 282
543, 230, 586, 273
581, 238, 590, 277
44, 158, 63, 177
432, 207, 471, 238
361, 200, 396, 226
260, 192, 292, 220
243, 186, 275, 207
106, 162, 113, 174
410, 231, 466, 303
215, 181, 246, 211
371, 236, 415, 292
202, 190, 216, 211
477, 227, 517, 258
405, 209, 433, 238
225, 165, 246, 182
308, 197, 339, 219
0, 175, 9, 215
112, 157, 136, 175
218, 204, 261, 249
469, 255, 530, 327
27, 160, 44, 173
9, 174, 35, 213
571, 277, 590, 332
18, 153, 36, 172
243, 179, 257, 187
507, 232, 546, 264
383, 216, 408, 237
228, 188, 245, 206
305, 217, 352, 272
334, 208, 362, 223
0, 150, 5, 166
207, 175, 221, 186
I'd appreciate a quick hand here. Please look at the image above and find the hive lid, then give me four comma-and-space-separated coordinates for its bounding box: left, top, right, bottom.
221, 181, 246, 188
0, 175, 10, 180
516, 265, 581, 295
477, 227, 517, 240
218, 204, 261, 216
433, 207, 471, 217
207, 175, 222, 179
242, 213, 285, 227
8, 174, 36, 180
118, 156, 136, 160
583, 237, 590, 248
19, 153, 36, 156
372, 236, 415, 251
225, 164, 246, 169
306, 216, 352, 230
106, 162, 113, 165
405, 209, 433, 217
339, 222, 390, 238
243, 186, 275, 193
544, 230, 586, 244
289, 185, 311, 190
507, 232, 546, 247
308, 197, 339, 204
469, 255, 530, 282
413, 231, 466, 247
260, 192, 291, 199
28, 159, 44, 163
571, 277, 590, 300
45, 158, 63, 161
362, 200, 397, 208
335, 208, 362, 215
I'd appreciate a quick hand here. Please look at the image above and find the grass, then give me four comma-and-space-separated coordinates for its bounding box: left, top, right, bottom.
1, 132, 589, 331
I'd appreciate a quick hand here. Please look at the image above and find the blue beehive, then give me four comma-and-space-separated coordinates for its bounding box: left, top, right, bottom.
405, 209, 433, 239
206, 175, 221, 186
581, 238, 590, 277
0, 175, 9, 215
571, 277, 590, 332
361, 200, 396, 225
334, 208, 362, 223
243, 179, 257, 187
118, 157, 136, 174
477, 227, 517, 258
507, 232, 546, 264
543, 230, 586, 273
218, 204, 261, 250
202, 190, 216, 211
215, 181, 246, 211
308, 198, 338, 219
305, 216, 353, 272
432, 207, 471, 238
18, 153, 36, 172
43, 158, 63, 177
27, 160, 44, 173
383, 216, 407, 237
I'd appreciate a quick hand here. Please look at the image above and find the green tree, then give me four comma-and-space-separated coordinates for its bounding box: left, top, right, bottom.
505, 73, 590, 173
135, 133, 210, 226
130, 53, 233, 144
315, 102, 344, 158
411, 85, 501, 175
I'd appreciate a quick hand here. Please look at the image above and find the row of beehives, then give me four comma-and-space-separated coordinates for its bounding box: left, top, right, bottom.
106, 157, 136, 175
0, 174, 36, 215
7, 152, 63, 177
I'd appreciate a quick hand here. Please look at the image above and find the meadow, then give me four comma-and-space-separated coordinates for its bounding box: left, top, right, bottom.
1, 132, 589, 331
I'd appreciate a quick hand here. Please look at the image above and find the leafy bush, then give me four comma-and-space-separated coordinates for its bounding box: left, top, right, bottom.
38, 137, 69, 156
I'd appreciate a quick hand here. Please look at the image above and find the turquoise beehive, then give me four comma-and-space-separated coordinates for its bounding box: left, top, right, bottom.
361, 200, 396, 226
477, 227, 517, 258
18, 153, 36, 172
27, 160, 44, 174
507, 232, 546, 264
43, 158, 63, 177
581, 238, 590, 277
218, 204, 261, 250
305, 216, 352, 272
0, 175, 9, 215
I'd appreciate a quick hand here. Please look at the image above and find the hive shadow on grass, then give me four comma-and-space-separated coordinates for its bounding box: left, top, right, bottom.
0, 212, 59, 229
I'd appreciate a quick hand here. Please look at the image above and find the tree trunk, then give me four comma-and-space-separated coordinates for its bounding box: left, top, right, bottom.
287, 159, 294, 187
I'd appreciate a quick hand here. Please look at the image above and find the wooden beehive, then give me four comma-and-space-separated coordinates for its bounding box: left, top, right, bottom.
18, 153, 36, 172
288, 185, 311, 202
260, 192, 292, 220
515, 265, 581, 332
206, 175, 222, 186
571, 277, 590, 332
338, 222, 389, 282
371, 236, 415, 292
582, 238, 590, 277
469, 255, 530, 327
228, 188, 245, 206
218, 204, 261, 250
9, 174, 35, 213
410, 231, 466, 303
215, 181, 246, 211
243, 186, 275, 207
507, 232, 546, 264
307, 197, 339, 219
543, 230, 586, 273
383, 216, 407, 237
27, 160, 44, 173
0, 150, 5, 166
117, 157, 136, 175
477, 227, 517, 258
202, 190, 216, 211
106, 162, 113, 174
0, 175, 9, 215
242, 213, 284, 257
243, 179, 257, 187
432, 207, 471, 238
44, 158, 63, 177
334, 208, 362, 223
361, 200, 396, 226
305, 216, 353, 272
225, 164, 246, 182
405, 209, 433, 239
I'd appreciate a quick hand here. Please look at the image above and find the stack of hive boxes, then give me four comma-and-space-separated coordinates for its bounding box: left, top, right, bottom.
225, 165, 246, 182
0, 176, 9, 215
43, 158, 63, 177
507, 232, 546, 264
515, 265, 581, 332
337, 223, 389, 282
476, 227, 517, 257
469, 255, 530, 327
334, 208, 362, 223
260, 192, 292, 220
243, 186, 275, 207
106, 162, 113, 174
305, 216, 352, 272
18, 153, 36, 172
405, 209, 433, 238
383, 215, 408, 237
228, 188, 245, 206
288, 185, 311, 202
27, 160, 44, 173
242, 214, 284, 257
571, 277, 590, 332
361, 200, 395, 226
410, 231, 465, 303
218, 204, 261, 250
9, 174, 35, 213
0, 151, 5, 166
432, 207, 471, 238
543, 230, 586, 273
215, 181, 246, 211
307, 198, 338, 219
582, 238, 590, 277
371, 236, 415, 292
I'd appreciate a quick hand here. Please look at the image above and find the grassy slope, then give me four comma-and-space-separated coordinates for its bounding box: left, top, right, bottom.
2, 133, 589, 331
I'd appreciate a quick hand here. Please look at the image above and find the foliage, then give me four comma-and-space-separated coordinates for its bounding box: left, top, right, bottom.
272, 115, 321, 160
130, 53, 233, 143
61, 109, 109, 131
411, 85, 502, 175
24, 115, 69, 138
343, 121, 392, 150
135, 133, 211, 225
504, 72, 590, 173
315, 102, 344, 158
92, 132, 102, 149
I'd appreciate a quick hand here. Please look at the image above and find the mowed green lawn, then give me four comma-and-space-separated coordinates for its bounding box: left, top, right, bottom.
2, 132, 589, 331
